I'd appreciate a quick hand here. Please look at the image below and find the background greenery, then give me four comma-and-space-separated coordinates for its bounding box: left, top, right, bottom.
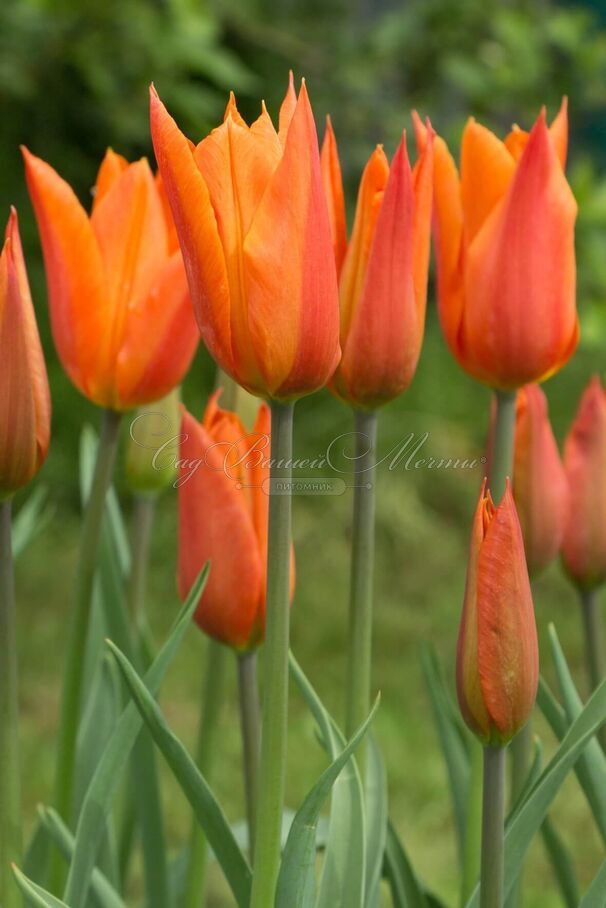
2, 0, 606, 904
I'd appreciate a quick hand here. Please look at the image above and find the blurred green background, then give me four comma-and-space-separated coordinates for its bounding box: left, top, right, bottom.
3, 0, 606, 904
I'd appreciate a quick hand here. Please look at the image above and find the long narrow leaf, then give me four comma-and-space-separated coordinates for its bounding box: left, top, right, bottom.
12, 487, 53, 559
383, 820, 428, 908
12, 867, 70, 908
64, 565, 209, 908
275, 696, 380, 908
466, 677, 606, 906
580, 859, 606, 907
107, 640, 252, 908
540, 817, 579, 908
365, 735, 388, 908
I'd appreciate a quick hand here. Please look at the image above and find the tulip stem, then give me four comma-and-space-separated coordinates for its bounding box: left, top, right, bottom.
481, 746, 505, 908
580, 588, 605, 694
53, 409, 122, 835
345, 408, 378, 747
489, 390, 516, 500
0, 499, 21, 908
250, 400, 294, 908
238, 651, 261, 860
183, 639, 228, 908
129, 493, 156, 630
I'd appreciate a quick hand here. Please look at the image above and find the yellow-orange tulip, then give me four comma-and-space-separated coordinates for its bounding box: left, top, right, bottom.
457, 480, 538, 745
23, 148, 198, 411
0, 209, 51, 498
561, 377, 606, 590
416, 103, 578, 390
321, 120, 434, 408
150, 77, 340, 402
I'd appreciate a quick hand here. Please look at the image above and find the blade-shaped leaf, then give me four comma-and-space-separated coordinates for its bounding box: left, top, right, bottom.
38, 807, 125, 908
540, 816, 579, 908
107, 640, 252, 908
466, 677, 606, 907
365, 735, 388, 908
64, 565, 209, 908
12, 487, 53, 559
383, 820, 428, 908
275, 696, 380, 908
12, 866, 70, 908
580, 859, 606, 907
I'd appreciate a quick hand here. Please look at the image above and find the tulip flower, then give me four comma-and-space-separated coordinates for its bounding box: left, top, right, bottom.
415, 102, 578, 390
561, 377, 606, 590
0, 208, 51, 498
322, 120, 434, 409
150, 76, 340, 402
487, 384, 567, 577
178, 393, 294, 649
23, 147, 198, 411
457, 480, 538, 745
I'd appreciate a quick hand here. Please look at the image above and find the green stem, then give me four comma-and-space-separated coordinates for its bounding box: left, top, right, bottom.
489, 390, 516, 500
53, 410, 122, 828
250, 400, 294, 908
0, 499, 21, 908
129, 494, 156, 630
480, 746, 505, 908
237, 651, 261, 861
183, 640, 229, 908
461, 740, 484, 905
580, 589, 605, 694
345, 409, 378, 744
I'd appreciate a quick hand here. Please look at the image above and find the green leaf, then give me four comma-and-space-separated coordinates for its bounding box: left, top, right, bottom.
547, 624, 606, 843
12, 866, 70, 908
466, 676, 606, 906
107, 640, 252, 908
507, 736, 543, 822
288, 653, 367, 908
12, 487, 53, 559
64, 565, 209, 908
580, 859, 606, 907
38, 807, 126, 908
364, 735, 388, 908
275, 696, 380, 908
22, 819, 51, 885
383, 820, 428, 908
420, 644, 470, 866
540, 816, 579, 908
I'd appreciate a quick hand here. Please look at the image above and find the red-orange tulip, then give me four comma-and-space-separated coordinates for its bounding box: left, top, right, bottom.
415, 102, 578, 390
488, 384, 568, 577
178, 393, 294, 649
23, 148, 198, 411
457, 480, 538, 745
0, 209, 51, 498
150, 77, 340, 402
561, 377, 606, 590
322, 120, 434, 408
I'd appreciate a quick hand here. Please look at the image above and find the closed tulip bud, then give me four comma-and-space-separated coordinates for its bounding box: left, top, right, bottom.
125, 388, 181, 494
457, 480, 538, 745
561, 377, 606, 590
23, 147, 199, 411
150, 75, 340, 402
415, 102, 578, 390
323, 120, 434, 409
0, 209, 51, 499
178, 393, 294, 649
487, 385, 568, 576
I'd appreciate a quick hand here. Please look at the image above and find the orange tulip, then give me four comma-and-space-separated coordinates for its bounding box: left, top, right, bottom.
23, 147, 198, 411
457, 480, 538, 745
322, 120, 434, 408
178, 393, 294, 649
561, 377, 606, 590
150, 76, 340, 402
415, 102, 578, 390
487, 384, 568, 576
0, 208, 51, 498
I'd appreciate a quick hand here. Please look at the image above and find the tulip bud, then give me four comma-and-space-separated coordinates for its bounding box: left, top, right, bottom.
0, 209, 51, 499
487, 385, 567, 576
457, 480, 538, 745
415, 101, 578, 390
177, 393, 294, 649
125, 388, 181, 494
561, 377, 606, 590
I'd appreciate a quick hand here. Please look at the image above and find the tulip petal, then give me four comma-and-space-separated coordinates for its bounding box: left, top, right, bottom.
178, 410, 263, 648
22, 147, 111, 404
278, 71, 297, 146
476, 484, 538, 738
93, 149, 129, 211
116, 251, 198, 409
463, 113, 578, 388
320, 116, 348, 276
244, 81, 340, 398
460, 119, 515, 244
150, 88, 234, 377
505, 100, 568, 169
